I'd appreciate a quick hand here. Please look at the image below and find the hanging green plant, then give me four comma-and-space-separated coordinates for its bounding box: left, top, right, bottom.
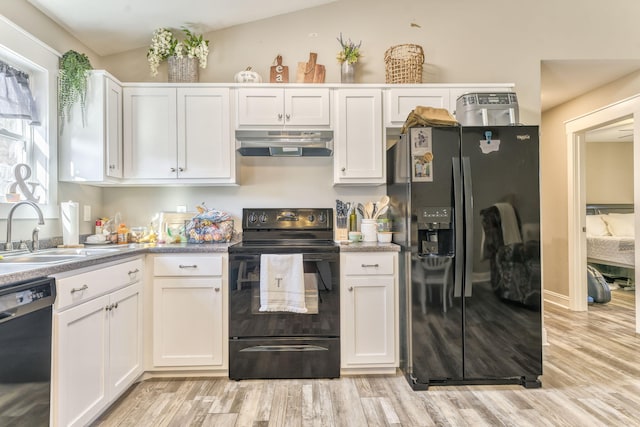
58, 50, 93, 129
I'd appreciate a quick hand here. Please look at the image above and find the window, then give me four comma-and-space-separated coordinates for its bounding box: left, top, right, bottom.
0, 15, 58, 219
0, 66, 48, 203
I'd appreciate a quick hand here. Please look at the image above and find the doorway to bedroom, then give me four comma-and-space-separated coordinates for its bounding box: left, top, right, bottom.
566, 96, 640, 333
584, 119, 636, 308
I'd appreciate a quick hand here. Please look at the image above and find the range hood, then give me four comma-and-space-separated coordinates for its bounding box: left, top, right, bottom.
235, 130, 333, 157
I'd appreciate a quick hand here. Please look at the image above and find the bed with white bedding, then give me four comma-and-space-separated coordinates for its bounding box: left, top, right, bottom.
586, 204, 635, 285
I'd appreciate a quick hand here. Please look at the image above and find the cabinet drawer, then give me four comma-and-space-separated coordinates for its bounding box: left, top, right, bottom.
56, 258, 143, 310
153, 254, 222, 277
343, 253, 395, 276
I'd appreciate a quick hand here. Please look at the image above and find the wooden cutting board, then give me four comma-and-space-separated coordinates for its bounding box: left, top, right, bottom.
270, 55, 289, 83
296, 52, 325, 83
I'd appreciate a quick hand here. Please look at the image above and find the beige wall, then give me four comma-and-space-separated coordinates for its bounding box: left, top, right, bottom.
586, 141, 634, 204
5, 0, 640, 300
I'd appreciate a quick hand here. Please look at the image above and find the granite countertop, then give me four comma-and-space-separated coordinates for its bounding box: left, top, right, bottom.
1, 239, 401, 286
338, 241, 401, 252
0, 241, 237, 286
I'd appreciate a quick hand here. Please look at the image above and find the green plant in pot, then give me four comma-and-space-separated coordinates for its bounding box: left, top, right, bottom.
58, 50, 93, 129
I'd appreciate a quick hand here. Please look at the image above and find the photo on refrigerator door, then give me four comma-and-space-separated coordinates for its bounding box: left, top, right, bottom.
411, 128, 433, 182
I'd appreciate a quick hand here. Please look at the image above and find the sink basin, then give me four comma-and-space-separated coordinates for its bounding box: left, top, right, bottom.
0, 247, 125, 264
1, 254, 84, 264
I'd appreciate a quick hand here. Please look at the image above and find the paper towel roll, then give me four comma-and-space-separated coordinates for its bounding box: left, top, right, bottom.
61, 201, 79, 245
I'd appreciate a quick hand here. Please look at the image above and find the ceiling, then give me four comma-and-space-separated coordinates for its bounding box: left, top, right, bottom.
27, 0, 338, 56
541, 60, 640, 111
26, 1, 640, 114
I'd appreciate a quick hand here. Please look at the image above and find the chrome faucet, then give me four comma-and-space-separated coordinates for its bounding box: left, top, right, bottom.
4, 200, 45, 251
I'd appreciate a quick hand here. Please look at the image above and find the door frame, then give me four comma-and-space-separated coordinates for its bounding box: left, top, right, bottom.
566, 94, 640, 332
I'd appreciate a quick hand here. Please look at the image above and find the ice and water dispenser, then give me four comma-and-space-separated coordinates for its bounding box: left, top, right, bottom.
417, 207, 454, 256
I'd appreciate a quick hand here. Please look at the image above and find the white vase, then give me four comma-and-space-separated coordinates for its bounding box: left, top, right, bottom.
340, 61, 356, 83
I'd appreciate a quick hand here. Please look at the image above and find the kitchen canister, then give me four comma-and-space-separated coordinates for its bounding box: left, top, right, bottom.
361, 219, 377, 242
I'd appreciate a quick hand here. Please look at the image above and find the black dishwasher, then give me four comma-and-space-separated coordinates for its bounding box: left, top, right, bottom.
0, 277, 56, 426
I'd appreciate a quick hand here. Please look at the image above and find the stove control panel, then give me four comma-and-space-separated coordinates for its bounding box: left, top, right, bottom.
243, 208, 332, 230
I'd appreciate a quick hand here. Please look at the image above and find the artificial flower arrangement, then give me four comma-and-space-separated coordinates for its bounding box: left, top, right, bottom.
147, 27, 210, 76
336, 33, 362, 64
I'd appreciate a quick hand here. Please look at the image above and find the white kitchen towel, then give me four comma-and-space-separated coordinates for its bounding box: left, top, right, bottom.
259, 254, 307, 313
494, 202, 522, 245
61, 201, 79, 245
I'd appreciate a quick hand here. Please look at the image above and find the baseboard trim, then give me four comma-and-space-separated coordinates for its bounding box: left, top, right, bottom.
544, 290, 569, 309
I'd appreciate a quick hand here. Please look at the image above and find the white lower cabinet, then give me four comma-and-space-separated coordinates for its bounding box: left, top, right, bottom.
53, 258, 143, 427
340, 252, 398, 372
151, 254, 228, 370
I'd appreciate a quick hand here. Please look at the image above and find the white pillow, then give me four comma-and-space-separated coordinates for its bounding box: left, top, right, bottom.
586, 215, 610, 237
602, 213, 635, 236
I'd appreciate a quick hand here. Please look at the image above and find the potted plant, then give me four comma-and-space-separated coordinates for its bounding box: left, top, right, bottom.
147, 27, 210, 82
336, 33, 361, 83
58, 50, 92, 128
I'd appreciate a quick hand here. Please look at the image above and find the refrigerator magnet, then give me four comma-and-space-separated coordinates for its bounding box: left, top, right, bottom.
410, 128, 434, 182
479, 130, 500, 154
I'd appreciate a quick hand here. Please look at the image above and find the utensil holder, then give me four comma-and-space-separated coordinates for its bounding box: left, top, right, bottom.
361, 219, 377, 242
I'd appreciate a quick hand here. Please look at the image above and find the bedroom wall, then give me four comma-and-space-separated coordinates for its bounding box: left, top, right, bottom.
586, 141, 634, 204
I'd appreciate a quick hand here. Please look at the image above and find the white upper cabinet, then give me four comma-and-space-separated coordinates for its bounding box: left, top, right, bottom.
237, 87, 330, 127
384, 88, 450, 126
123, 86, 234, 183
334, 89, 384, 185
59, 71, 123, 184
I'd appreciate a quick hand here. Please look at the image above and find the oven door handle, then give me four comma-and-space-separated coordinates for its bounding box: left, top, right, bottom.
239, 344, 328, 352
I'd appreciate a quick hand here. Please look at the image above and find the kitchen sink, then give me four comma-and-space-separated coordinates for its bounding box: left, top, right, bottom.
0, 247, 125, 264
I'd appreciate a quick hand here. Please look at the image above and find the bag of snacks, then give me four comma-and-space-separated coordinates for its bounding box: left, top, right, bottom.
186, 205, 234, 243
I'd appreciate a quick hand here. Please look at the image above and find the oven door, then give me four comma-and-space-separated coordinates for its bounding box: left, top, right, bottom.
229, 251, 339, 338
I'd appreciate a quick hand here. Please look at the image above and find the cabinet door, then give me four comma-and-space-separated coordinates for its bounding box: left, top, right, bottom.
58, 72, 110, 183
123, 87, 177, 179
108, 282, 143, 398
334, 89, 384, 184
177, 87, 233, 180
55, 295, 110, 427
385, 88, 450, 125
105, 77, 123, 178
284, 88, 330, 126
342, 276, 395, 366
153, 277, 224, 366
237, 88, 284, 126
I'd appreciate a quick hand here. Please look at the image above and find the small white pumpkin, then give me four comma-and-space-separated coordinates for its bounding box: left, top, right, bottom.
234, 67, 262, 83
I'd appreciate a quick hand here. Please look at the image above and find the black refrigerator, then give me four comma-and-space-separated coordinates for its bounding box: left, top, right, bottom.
387, 125, 542, 390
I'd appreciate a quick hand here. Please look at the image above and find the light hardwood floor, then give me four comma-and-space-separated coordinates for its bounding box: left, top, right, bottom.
93, 290, 639, 427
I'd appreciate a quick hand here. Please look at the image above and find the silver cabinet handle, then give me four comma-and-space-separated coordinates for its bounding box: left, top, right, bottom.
128, 268, 139, 276
71, 284, 88, 294
348, 286, 353, 292
277, 113, 283, 121
361, 264, 379, 268
341, 167, 346, 172
285, 114, 291, 121
109, 164, 115, 169
178, 167, 184, 172
170, 167, 176, 172
215, 287, 220, 292
105, 302, 119, 311
179, 264, 198, 269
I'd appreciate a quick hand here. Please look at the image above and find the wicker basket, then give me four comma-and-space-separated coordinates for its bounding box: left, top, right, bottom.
384, 44, 424, 84
168, 56, 199, 83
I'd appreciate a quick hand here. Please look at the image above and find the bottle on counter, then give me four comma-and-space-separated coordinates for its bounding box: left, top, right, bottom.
95, 219, 103, 235
349, 208, 357, 232
117, 223, 129, 244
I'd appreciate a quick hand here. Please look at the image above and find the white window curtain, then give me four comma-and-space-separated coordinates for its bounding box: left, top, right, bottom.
0, 60, 40, 125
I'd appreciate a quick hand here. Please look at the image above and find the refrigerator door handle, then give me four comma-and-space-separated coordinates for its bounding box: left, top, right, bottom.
462, 157, 474, 297
452, 157, 463, 298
